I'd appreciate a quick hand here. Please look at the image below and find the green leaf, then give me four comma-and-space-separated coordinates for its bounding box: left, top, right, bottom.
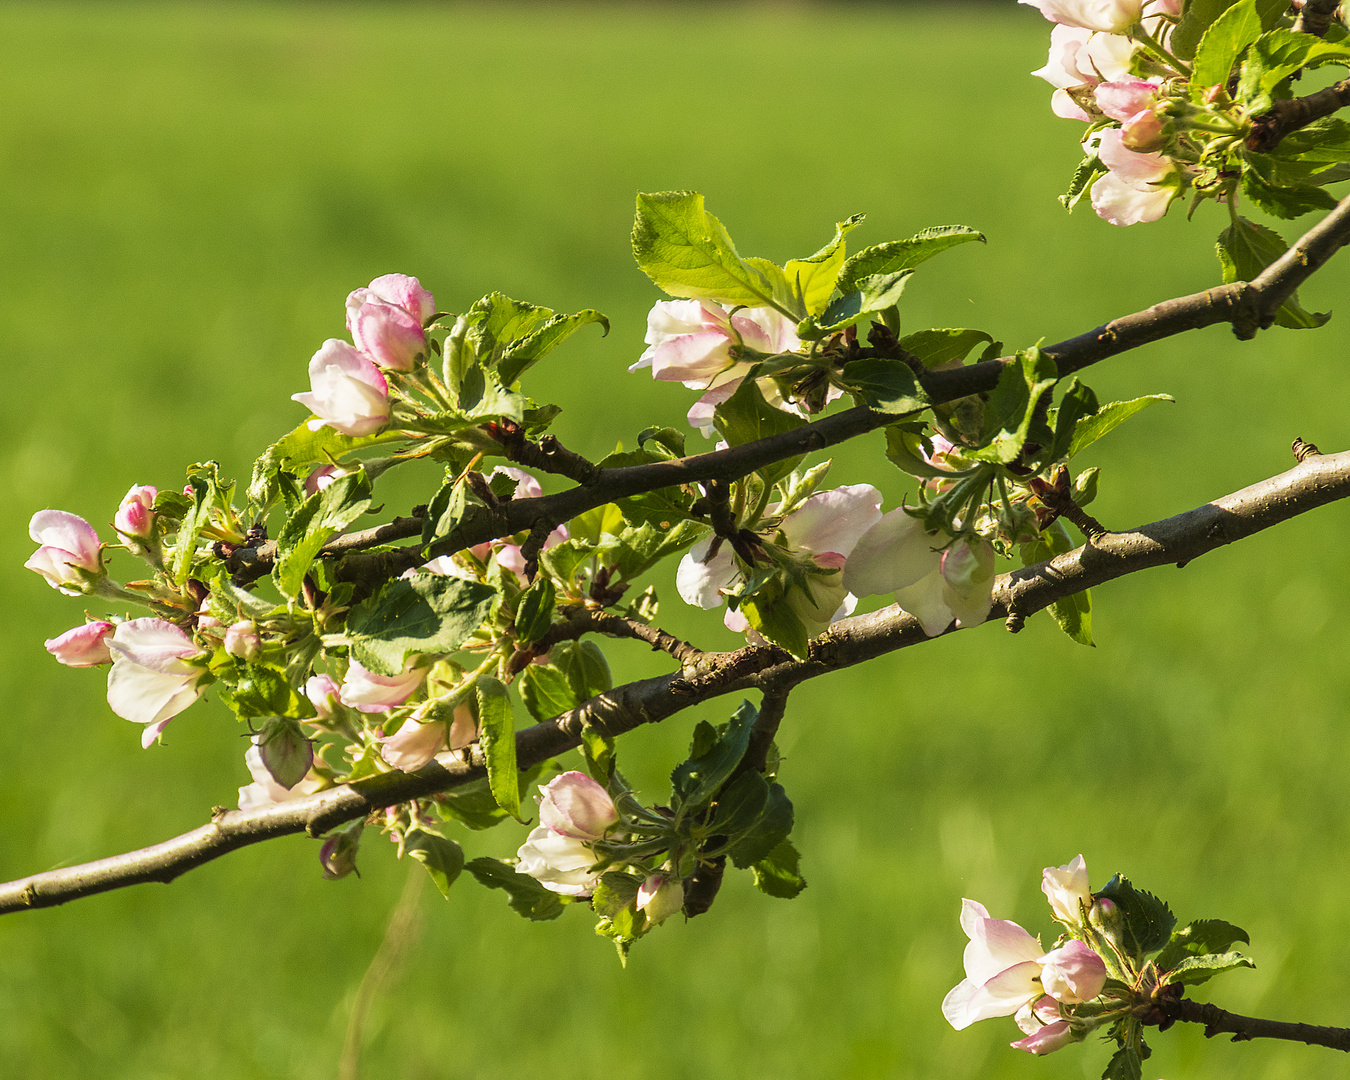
346, 571, 497, 676
1049, 378, 1100, 461
592, 871, 643, 918
839, 358, 930, 414
752, 839, 806, 899
1241, 154, 1340, 219
1216, 216, 1330, 328
899, 328, 995, 368
497, 308, 610, 387
1239, 29, 1350, 113
1060, 155, 1105, 212
632, 191, 788, 311
713, 376, 805, 485
670, 700, 757, 813
422, 472, 468, 547
1161, 951, 1256, 986
464, 857, 565, 920
725, 780, 794, 869
1097, 874, 1177, 958
1173, 0, 1239, 61
783, 213, 864, 315
1102, 1043, 1142, 1080
216, 660, 315, 719
247, 421, 398, 509
476, 675, 520, 821
607, 520, 708, 582
1278, 116, 1350, 161
1191, 0, 1262, 101
273, 471, 373, 599
738, 584, 811, 659
970, 348, 1058, 464
168, 472, 216, 587
513, 575, 556, 645
1020, 521, 1093, 646
836, 226, 985, 295
434, 762, 555, 831
1154, 919, 1251, 971
403, 830, 465, 898
550, 640, 612, 700
1066, 394, 1173, 460
803, 269, 914, 338
518, 663, 579, 722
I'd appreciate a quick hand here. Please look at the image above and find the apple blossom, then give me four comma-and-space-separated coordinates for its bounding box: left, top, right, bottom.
515, 827, 604, 897
237, 737, 322, 811
305, 673, 342, 720
291, 339, 391, 437
538, 771, 619, 841
346, 274, 435, 373
1090, 128, 1181, 226
25, 510, 103, 594
842, 512, 996, 636
377, 704, 476, 773
44, 621, 115, 667
105, 618, 207, 747
1043, 854, 1091, 925
638, 873, 685, 924
113, 484, 158, 540
304, 464, 342, 496
339, 657, 428, 713
631, 299, 799, 385
1020, 0, 1143, 34
1039, 940, 1108, 1004
1012, 997, 1077, 1055
223, 619, 261, 661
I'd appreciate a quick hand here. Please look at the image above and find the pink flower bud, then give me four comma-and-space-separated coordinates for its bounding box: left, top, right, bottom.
339, 657, 427, 713
1043, 854, 1091, 924
114, 484, 158, 540
537, 771, 619, 841
25, 510, 103, 594
377, 717, 447, 773
223, 619, 261, 661
348, 300, 426, 371
291, 340, 390, 438
1039, 940, 1107, 1004
305, 674, 341, 719
1094, 79, 1159, 122
320, 821, 364, 879
1010, 1019, 1075, 1055
304, 464, 341, 497
1121, 108, 1167, 152
637, 873, 685, 923
45, 621, 115, 667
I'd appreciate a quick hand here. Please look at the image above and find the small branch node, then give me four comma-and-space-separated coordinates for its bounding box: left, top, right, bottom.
1293, 436, 1323, 462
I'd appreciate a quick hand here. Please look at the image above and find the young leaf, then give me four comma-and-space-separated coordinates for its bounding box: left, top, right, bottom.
1160, 951, 1256, 986
592, 871, 643, 918
899, 328, 995, 368
738, 587, 812, 660
1096, 874, 1177, 958
969, 348, 1057, 464
713, 376, 805, 485
476, 676, 520, 821
247, 421, 399, 509
1238, 30, 1350, 114
464, 857, 565, 920
518, 663, 579, 722
1049, 378, 1100, 461
1172, 0, 1239, 61
1153, 918, 1251, 971
1060, 155, 1105, 211
1102, 1042, 1142, 1080
273, 471, 373, 599
496, 308, 610, 387
1020, 521, 1092, 646
1065, 394, 1173, 460
725, 781, 794, 869
670, 699, 758, 813
347, 571, 497, 676
1191, 0, 1262, 101
403, 830, 465, 898
1241, 155, 1340, 219
783, 213, 864, 315
752, 838, 807, 899
1216, 216, 1331, 328
632, 191, 787, 311
836, 226, 985, 295
838, 358, 930, 415
550, 640, 612, 701
514, 575, 556, 645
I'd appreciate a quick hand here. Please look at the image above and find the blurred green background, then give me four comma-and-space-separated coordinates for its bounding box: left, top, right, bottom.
2, 2, 1350, 1078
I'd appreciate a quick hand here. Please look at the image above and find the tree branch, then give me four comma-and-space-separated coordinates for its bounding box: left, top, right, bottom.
1294, 0, 1343, 38
1157, 996, 1350, 1052
1247, 77, 1350, 153
7, 449, 1350, 915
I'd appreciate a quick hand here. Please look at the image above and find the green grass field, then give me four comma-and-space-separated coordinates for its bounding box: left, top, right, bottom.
2, 3, 1350, 1078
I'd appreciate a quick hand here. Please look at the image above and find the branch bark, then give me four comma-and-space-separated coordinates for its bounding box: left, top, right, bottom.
7, 449, 1350, 915
1247, 77, 1350, 153
1159, 996, 1350, 1052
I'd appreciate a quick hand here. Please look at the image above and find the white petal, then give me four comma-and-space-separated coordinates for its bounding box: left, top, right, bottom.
676, 537, 738, 609
780, 485, 883, 557
841, 510, 943, 597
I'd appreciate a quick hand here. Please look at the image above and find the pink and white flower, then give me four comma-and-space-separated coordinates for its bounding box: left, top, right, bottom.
223, 619, 261, 661
339, 657, 428, 713
1011, 997, 1076, 1055
516, 771, 619, 897
345, 274, 435, 372
1020, 0, 1144, 34
377, 703, 476, 773
237, 736, 323, 810
1096, 79, 1166, 151
842, 512, 996, 636
114, 485, 158, 540
105, 618, 207, 747
1090, 128, 1181, 226
291, 340, 390, 437
538, 772, 619, 840
45, 621, 115, 667
305, 673, 342, 720
1043, 854, 1092, 925
25, 510, 103, 594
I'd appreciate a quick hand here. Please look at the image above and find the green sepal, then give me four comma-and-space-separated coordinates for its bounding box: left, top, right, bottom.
402, 829, 465, 898
464, 857, 565, 920
836, 226, 985, 295
751, 838, 806, 899
272, 470, 373, 599
346, 571, 497, 676
476, 675, 521, 821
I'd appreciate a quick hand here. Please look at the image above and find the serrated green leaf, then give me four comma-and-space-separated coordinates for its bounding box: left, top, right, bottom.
1050, 378, 1100, 461
726, 781, 794, 869
899, 328, 995, 368
804, 268, 915, 338
497, 308, 610, 386
216, 660, 315, 719
1162, 951, 1256, 986
1216, 216, 1330, 328
1154, 919, 1251, 971
1097, 874, 1177, 958
550, 640, 612, 700
671, 699, 757, 813
476, 675, 520, 821
752, 839, 806, 899
738, 586, 811, 659
1192, 0, 1262, 101
1021, 521, 1093, 646
273, 471, 373, 599
464, 856, 565, 920
346, 571, 497, 676
1066, 394, 1173, 460
1241, 155, 1340, 219
1102, 1043, 1142, 1080
518, 663, 579, 722
403, 829, 465, 898
422, 473, 468, 547
970, 348, 1058, 464
632, 191, 789, 312
514, 575, 556, 645
783, 213, 864, 315
247, 421, 399, 509
838, 358, 930, 414
1238, 29, 1350, 113
592, 871, 643, 918
1173, 0, 1239, 61
836, 226, 985, 295
1060, 155, 1106, 211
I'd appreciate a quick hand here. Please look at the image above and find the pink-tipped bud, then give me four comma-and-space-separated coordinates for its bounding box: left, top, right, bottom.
637, 874, 685, 923
45, 621, 115, 667
114, 485, 158, 540
224, 620, 261, 661
1039, 940, 1107, 1004
320, 821, 365, 880
537, 771, 619, 841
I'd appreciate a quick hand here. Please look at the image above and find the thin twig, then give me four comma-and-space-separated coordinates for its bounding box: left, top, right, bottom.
8, 450, 1350, 914
1157, 996, 1350, 1052
1247, 77, 1350, 153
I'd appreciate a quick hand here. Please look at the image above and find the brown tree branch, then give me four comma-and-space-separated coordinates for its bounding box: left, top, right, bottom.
6, 449, 1350, 915
1247, 77, 1350, 153
1294, 0, 1343, 38
1157, 996, 1350, 1052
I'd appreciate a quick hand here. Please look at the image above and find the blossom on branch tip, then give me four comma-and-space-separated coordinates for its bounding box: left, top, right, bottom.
345, 274, 435, 372
114, 485, 158, 541
515, 827, 604, 897
26, 510, 103, 594
339, 657, 428, 713
291, 340, 390, 437
105, 618, 207, 747
1090, 129, 1181, 226
516, 772, 619, 897
45, 621, 115, 667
